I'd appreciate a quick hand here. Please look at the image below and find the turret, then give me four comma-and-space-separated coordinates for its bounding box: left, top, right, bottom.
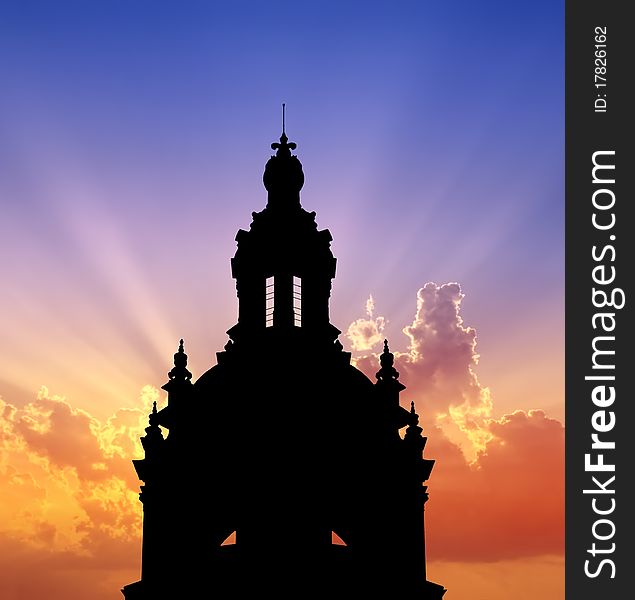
156, 339, 193, 431
375, 339, 411, 432
228, 113, 339, 344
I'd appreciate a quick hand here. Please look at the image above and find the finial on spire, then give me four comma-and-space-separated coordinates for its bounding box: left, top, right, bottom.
144, 399, 164, 447
263, 105, 304, 198
271, 103, 296, 156
376, 338, 400, 381
168, 338, 193, 382
380, 339, 394, 368
405, 400, 423, 441
407, 400, 420, 428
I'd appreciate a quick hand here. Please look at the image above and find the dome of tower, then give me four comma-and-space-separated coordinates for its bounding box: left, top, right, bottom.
263, 132, 304, 203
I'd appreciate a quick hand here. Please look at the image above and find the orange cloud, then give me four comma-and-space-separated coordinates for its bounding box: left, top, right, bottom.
0, 281, 563, 598
0, 534, 138, 600
348, 282, 564, 562
345, 294, 387, 351
428, 555, 564, 600
426, 410, 564, 561
355, 283, 500, 458
0, 387, 157, 599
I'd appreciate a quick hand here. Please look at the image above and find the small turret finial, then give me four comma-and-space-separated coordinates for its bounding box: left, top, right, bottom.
405, 399, 423, 440
168, 338, 192, 382
380, 339, 394, 368
376, 338, 400, 381
407, 400, 420, 427
282, 103, 286, 135
144, 399, 164, 447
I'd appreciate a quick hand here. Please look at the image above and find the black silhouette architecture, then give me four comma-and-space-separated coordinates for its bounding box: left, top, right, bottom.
122, 122, 446, 599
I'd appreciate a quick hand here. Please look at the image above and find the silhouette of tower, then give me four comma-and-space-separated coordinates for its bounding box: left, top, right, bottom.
122, 124, 446, 599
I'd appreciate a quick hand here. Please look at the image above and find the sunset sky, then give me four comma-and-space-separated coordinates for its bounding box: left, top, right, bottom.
0, 2, 563, 599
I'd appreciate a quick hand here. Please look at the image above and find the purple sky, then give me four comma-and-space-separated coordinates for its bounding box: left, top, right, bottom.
0, 0, 563, 420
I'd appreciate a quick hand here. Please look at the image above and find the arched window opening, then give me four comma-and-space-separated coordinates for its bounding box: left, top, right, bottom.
331, 531, 347, 546
265, 276, 274, 327
293, 276, 302, 327
220, 531, 237, 546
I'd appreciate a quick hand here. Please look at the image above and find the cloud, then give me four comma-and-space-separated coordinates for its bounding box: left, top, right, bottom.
345, 294, 386, 351
347, 282, 564, 561
0, 280, 563, 597
0, 533, 138, 600
427, 555, 564, 600
426, 410, 564, 561
353, 283, 494, 458
0, 387, 157, 599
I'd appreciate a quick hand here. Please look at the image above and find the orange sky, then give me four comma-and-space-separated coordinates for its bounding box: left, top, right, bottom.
0, 2, 565, 594
0, 282, 563, 600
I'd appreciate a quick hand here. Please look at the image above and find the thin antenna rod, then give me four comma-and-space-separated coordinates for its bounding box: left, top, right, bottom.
282, 103, 286, 135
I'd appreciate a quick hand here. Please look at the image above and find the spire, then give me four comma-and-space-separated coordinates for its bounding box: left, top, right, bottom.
404, 400, 434, 487
270, 103, 296, 157
263, 104, 304, 202
407, 401, 421, 430
168, 338, 193, 382
376, 339, 400, 382
404, 400, 425, 443
141, 400, 164, 452
271, 103, 297, 159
